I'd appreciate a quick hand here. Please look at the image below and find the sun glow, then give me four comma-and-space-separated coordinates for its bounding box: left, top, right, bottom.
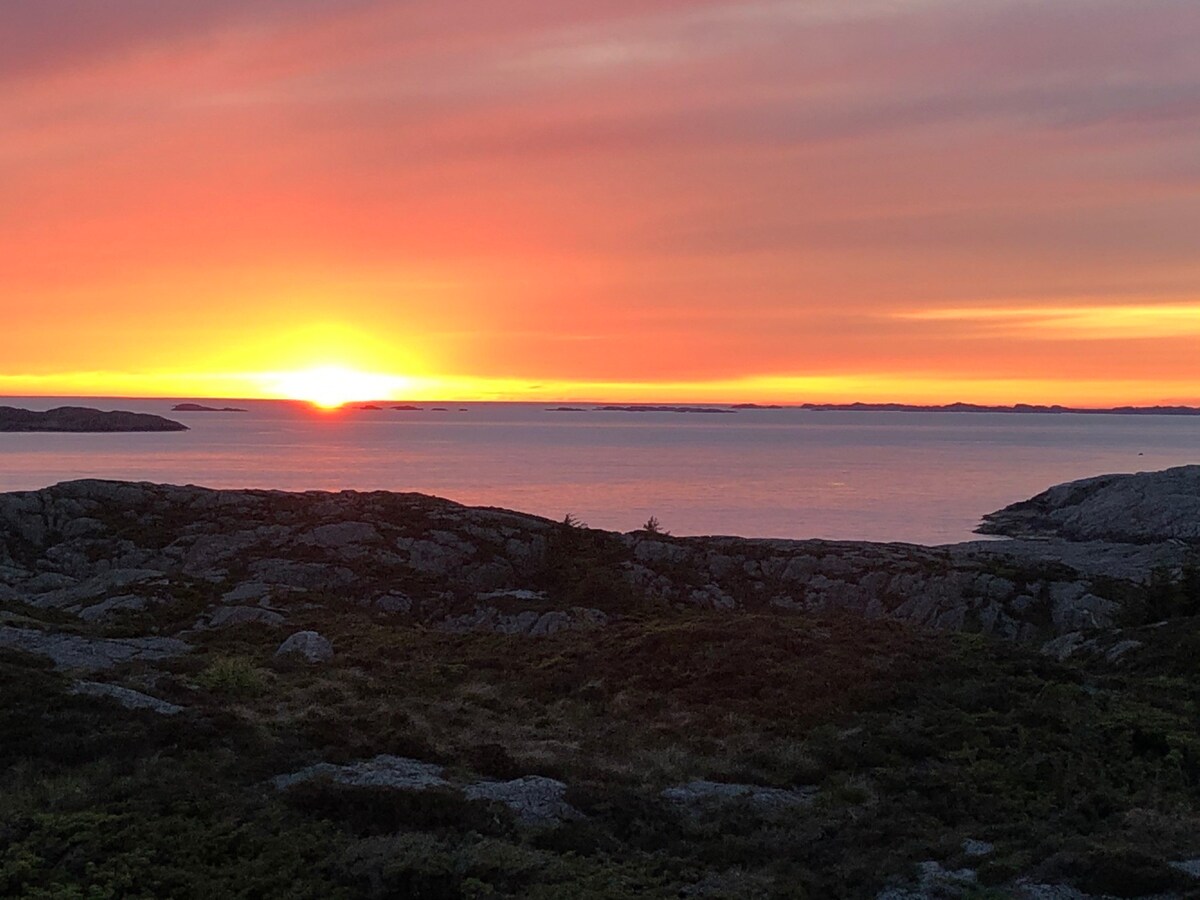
263, 366, 415, 409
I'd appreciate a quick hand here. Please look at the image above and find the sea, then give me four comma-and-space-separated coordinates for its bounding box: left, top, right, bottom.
2, 397, 1197, 546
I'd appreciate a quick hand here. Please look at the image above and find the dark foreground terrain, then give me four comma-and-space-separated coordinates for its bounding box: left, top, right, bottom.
0, 468, 1198, 898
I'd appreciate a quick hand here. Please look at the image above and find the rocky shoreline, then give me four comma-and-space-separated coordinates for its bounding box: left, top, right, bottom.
1, 468, 1195, 656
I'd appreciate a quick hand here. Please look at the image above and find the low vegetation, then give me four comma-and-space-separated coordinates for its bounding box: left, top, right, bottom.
2, 595, 1199, 897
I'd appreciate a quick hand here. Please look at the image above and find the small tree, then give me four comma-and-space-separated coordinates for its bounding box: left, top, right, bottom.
642, 515, 665, 534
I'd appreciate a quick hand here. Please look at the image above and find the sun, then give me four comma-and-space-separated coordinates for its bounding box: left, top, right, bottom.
265, 365, 413, 409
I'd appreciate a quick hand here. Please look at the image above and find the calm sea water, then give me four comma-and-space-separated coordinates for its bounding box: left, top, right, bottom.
1, 397, 1197, 545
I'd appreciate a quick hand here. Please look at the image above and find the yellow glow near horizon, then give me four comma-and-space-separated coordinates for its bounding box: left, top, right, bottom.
262, 366, 417, 409
0, 369, 1197, 408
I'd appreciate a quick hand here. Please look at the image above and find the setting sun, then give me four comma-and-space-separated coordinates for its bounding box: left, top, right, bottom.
264, 366, 414, 409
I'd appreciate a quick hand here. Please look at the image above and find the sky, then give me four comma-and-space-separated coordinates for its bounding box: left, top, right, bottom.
2, 0, 1198, 405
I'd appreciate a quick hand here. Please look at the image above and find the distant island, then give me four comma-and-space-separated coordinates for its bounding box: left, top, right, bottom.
392, 405, 423, 411
358, 404, 383, 411
171, 403, 247, 413
730, 403, 784, 409
800, 402, 1200, 416
547, 406, 588, 412
596, 405, 736, 414
0, 406, 188, 433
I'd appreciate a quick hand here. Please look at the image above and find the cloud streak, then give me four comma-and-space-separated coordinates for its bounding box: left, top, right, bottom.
898, 302, 1200, 339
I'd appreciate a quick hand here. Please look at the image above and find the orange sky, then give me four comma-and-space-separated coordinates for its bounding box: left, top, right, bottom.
2, 1, 1198, 405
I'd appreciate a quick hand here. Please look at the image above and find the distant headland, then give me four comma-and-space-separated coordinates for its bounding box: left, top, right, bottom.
546, 401, 1199, 416
0, 406, 188, 432
798, 402, 1200, 416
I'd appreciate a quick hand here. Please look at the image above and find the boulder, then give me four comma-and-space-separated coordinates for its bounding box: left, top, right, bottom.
372, 593, 414, 614
275, 631, 333, 663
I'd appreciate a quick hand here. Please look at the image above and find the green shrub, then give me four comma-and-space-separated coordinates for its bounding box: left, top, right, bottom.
196, 657, 266, 698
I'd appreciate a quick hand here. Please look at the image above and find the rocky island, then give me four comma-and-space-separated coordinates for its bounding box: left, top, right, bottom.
171, 403, 247, 413
0, 468, 1197, 897
0, 405, 188, 432
596, 405, 736, 414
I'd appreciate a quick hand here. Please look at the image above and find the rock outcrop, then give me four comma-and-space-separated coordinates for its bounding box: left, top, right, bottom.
0, 468, 1194, 664
0, 626, 190, 671
662, 780, 817, 814
464, 776, 581, 825
70, 680, 184, 715
979, 465, 1200, 543
274, 758, 582, 825
273, 755, 449, 792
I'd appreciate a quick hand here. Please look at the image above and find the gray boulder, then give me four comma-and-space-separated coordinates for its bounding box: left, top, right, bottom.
275, 630, 333, 663
372, 593, 414, 614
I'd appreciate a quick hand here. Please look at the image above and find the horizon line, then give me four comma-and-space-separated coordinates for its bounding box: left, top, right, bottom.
3, 394, 1199, 412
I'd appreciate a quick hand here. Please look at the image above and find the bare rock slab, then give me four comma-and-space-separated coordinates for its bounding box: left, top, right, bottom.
273, 755, 447, 791
464, 776, 581, 825
71, 681, 184, 715
0, 626, 190, 672
662, 780, 817, 814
